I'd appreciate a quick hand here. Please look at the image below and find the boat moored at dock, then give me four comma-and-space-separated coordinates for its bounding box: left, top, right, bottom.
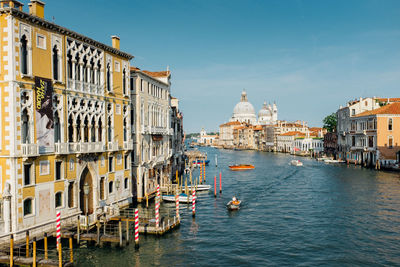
162, 193, 193, 203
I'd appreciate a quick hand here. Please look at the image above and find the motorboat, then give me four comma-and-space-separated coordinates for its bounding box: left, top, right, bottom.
324, 159, 345, 164
227, 199, 241, 210
162, 193, 193, 203
183, 184, 211, 191
192, 159, 210, 165
290, 160, 303, 166
229, 164, 255, 171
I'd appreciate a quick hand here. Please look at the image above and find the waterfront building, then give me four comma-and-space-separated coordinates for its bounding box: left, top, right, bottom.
277, 131, 305, 153
323, 132, 338, 157
199, 128, 218, 146
293, 133, 324, 155
262, 121, 309, 151
130, 67, 172, 202
347, 102, 400, 166
0, 0, 134, 234
170, 97, 185, 177
336, 97, 400, 161
219, 121, 242, 148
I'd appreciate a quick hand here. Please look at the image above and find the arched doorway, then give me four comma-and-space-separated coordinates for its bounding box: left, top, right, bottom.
80, 167, 93, 215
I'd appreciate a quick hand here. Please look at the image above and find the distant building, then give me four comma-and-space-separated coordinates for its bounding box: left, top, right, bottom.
199, 128, 218, 146
324, 132, 338, 157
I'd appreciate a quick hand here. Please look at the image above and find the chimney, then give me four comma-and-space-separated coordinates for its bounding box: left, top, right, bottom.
111, 36, 120, 50
28, 0, 45, 19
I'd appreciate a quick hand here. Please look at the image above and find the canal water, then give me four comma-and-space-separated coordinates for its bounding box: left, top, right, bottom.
75, 147, 400, 266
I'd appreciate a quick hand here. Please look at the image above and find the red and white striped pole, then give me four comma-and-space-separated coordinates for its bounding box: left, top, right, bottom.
214, 175, 217, 197
192, 189, 196, 217
175, 194, 180, 221
56, 211, 61, 249
155, 185, 160, 228
219, 172, 222, 193
134, 208, 139, 249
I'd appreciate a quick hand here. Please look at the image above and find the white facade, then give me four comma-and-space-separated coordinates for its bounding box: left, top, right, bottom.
230, 90, 257, 124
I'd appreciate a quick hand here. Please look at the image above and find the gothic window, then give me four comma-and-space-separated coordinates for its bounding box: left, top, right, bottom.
21, 109, 30, 144
75, 54, 80, 81
54, 111, 61, 143
90, 59, 94, 83
123, 69, 126, 95
83, 116, 89, 142
67, 53, 72, 79
123, 118, 127, 142
68, 115, 74, 142
21, 35, 28, 75
106, 63, 111, 92
97, 62, 101, 85
388, 136, 393, 148
53, 45, 59, 80
108, 116, 112, 142
83, 56, 88, 83
76, 115, 81, 142
98, 118, 102, 142
91, 117, 96, 142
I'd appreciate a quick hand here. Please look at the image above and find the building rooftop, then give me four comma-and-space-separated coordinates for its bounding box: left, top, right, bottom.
142, 70, 171, 78
355, 102, 400, 117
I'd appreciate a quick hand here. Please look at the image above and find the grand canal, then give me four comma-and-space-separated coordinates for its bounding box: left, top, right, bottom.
75, 147, 400, 266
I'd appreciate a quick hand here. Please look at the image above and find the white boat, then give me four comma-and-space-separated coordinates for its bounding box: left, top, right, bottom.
324, 159, 345, 164
183, 185, 211, 191
162, 193, 193, 203
290, 160, 303, 166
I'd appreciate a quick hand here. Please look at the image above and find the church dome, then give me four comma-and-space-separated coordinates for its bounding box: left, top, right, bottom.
258, 101, 271, 118
230, 90, 257, 124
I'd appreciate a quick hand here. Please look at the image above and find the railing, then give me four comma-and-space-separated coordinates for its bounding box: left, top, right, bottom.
21, 143, 39, 157
123, 141, 133, 150
67, 79, 104, 95
54, 142, 68, 154
68, 142, 105, 153
107, 141, 119, 151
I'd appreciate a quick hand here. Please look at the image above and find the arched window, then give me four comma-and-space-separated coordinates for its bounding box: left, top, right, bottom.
67, 53, 72, 79
108, 116, 112, 142
53, 45, 59, 80
109, 181, 114, 194
106, 63, 111, 92
54, 111, 61, 143
68, 115, 74, 142
55, 192, 63, 208
100, 177, 105, 200
68, 182, 74, 208
91, 117, 96, 142
20, 35, 28, 75
21, 109, 30, 144
83, 116, 89, 142
83, 56, 88, 83
123, 69, 126, 95
97, 62, 101, 85
388, 118, 393, 131
75, 55, 80, 81
76, 115, 81, 142
23, 198, 33, 216
123, 118, 127, 142
98, 118, 102, 142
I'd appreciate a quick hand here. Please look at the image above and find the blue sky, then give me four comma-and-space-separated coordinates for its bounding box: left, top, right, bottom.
43, 0, 400, 133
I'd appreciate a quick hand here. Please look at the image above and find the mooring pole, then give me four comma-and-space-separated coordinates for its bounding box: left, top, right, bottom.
10, 234, 14, 267
25, 230, 29, 257
134, 208, 139, 249
33, 237, 36, 267
219, 172, 222, 193
119, 219, 123, 247
44, 233, 48, 260
69, 236, 73, 263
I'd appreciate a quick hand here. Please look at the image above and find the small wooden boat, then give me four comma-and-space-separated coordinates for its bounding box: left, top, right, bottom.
183, 184, 211, 191
290, 160, 303, 166
162, 193, 193, 203
229, 164, 255, 171
227, 200, 241, 210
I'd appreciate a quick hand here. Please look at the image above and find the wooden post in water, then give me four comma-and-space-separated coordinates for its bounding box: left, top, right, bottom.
32, 237, 36, 267
25, 230, 29, 257
119, 219, 123, 247
77, 217, 80, 244
192, 189, 196, 217
44, 233, 48, 259
69, 236, 73, 263
146, 194, 149, 208
176, 170, 178, 185
58, 244, 62, 267
219, 172, 222, 193
96, 221, 100, 245
126, 220, 129, 244
203, 162, 206, 183
10, 234, 13, 267
185, 178, 189, 202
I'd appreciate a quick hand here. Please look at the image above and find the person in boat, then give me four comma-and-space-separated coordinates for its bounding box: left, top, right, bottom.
232, 196, 240, 205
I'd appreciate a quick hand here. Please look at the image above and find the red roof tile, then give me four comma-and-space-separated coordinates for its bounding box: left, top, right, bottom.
356, 102, 400, 117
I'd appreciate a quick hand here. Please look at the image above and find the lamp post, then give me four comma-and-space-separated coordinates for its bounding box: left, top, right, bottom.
83, 182, 90, 232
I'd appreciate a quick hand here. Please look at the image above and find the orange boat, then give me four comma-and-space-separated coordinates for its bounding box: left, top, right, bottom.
229, 164, 255, 171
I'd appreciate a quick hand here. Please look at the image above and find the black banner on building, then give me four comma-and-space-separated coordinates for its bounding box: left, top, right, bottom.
35, 77, 54, 153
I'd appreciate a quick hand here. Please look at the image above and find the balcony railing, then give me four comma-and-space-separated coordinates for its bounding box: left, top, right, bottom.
68, 142, 105, 153
21, 143, 39, 157
123, 141, 133, 150
55, 142, 68, 154
67, 79, 104, 95
107, 141, 119, 151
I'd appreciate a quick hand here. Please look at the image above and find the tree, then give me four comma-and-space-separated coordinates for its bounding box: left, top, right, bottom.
323, 113, 337, 132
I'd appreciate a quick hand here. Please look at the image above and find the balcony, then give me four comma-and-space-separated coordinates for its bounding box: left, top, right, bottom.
68, 142, 105, 153
55, 142, 68, 154
21, 143, 39, 157
107, 141, 119, 151
123, 141, 133, 150
67, 79, 104, 95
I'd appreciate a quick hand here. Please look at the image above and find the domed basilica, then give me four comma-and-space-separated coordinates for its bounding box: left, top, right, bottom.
229, 90, 277, 125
